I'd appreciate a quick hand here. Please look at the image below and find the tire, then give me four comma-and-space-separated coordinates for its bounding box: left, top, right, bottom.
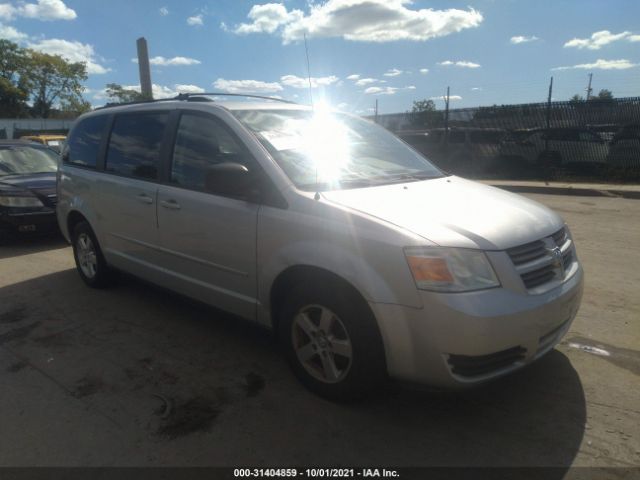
71, 221, 115, 288
278, 280, 386, 401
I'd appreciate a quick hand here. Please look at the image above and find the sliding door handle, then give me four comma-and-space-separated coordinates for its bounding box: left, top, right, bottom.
160, 199, 181, 210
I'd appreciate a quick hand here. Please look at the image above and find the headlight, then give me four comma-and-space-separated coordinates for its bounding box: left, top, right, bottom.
404, 246, 500, 292
0, 195, 44, 207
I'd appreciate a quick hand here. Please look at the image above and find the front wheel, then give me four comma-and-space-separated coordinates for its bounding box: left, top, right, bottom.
279, 282, 386, 401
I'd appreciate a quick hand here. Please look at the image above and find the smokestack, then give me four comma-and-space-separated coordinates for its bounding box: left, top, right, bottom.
136, 37, 153, 99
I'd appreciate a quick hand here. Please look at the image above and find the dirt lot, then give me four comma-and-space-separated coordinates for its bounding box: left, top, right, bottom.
0, 193, 638, 469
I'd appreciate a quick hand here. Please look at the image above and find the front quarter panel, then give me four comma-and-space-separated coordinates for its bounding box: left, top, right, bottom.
256, 190, 429, 326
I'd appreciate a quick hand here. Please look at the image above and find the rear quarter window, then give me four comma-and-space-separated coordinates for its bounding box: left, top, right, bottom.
66, 115, 108, 168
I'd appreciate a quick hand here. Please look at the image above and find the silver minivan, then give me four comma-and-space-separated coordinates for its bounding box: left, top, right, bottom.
57, 96, 584, 400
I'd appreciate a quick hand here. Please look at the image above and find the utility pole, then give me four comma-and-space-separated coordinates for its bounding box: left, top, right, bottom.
444, 86, 450, 152
374, 99, 378, 123
545, 76, 553, 154
586, 73, 593, 100
136, 37, 153, 99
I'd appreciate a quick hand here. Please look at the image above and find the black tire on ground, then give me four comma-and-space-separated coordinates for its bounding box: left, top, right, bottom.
278, 280, 387, 401
71, 221, 115, 288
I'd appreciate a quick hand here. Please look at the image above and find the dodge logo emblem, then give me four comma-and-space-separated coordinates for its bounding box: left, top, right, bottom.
549, 247, 565, 276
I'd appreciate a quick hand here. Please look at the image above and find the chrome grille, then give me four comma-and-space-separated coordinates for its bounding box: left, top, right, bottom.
507, 227, 574, 291
506, 240, 547, 265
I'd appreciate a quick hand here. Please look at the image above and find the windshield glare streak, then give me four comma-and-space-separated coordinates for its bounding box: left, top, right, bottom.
232, 109, 443, 191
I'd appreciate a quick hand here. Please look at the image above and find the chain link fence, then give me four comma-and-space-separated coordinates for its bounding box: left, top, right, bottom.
374, 97, 640, 181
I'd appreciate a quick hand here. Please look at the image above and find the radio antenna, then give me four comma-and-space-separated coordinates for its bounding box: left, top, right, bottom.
304, 33, 314, 109
303, 32, 320, 199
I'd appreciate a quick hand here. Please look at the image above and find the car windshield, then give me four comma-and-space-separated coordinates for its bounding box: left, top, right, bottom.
0, 145, 59, 176
232, 109, 443, 191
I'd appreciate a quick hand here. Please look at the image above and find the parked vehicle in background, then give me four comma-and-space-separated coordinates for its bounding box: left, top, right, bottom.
607, 124, 640, 169
57, 96, 583, 400
20, 135, 66, 153
0, 141, 59, 239
499, 127, 609, 167
397, 127, 507, 174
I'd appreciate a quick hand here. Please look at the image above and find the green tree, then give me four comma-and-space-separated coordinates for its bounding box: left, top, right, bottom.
105, 83, 150, 103
570, 94, 584, 103
57, 96, 92, 117
0, 40, 31, 117
595, 89, 614, 100
409, 99, 443, 128
28, 51, 88, 118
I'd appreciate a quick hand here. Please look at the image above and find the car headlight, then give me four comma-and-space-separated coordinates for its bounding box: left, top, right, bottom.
0, 195, 44, 207
404, 246, 500, 292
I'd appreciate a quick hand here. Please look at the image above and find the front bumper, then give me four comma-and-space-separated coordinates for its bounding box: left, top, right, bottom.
370, 263, 584, 387
0, 209, 59, 236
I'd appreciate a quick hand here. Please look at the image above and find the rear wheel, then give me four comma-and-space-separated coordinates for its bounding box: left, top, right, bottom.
71, 221, 115, 288
279, 281, 386, 401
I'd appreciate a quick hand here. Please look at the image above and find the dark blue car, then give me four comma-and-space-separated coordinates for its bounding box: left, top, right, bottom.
0, 141, 59, 239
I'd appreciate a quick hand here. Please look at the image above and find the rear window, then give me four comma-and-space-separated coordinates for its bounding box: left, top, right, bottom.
66, 115, 108, 168
105, 112, 169, 180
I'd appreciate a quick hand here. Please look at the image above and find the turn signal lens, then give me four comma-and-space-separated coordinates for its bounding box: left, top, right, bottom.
404, 247, 500, 292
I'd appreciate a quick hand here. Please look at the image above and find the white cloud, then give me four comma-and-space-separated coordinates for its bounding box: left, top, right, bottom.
383, 68, 403, 77
337, 102, 349, 109
175, 84, 205, 94
187, 14, 203, 26
233, 3, 302, 34
0, 0, 76, 21
552, 58, 638, 71
510, 35, 539, 44
355, 77, 379, 86
364, 85, 415, 95
471, 87, 482, 91
131, 56, 201, 66
159, 6, 169, 16
346, 74, 360, 80
230, 0, 483, 44
280, 74, 339, 88
0, 22, 27, 41
431, 95, 462, 101
213, 78, 283, 93
419, 68, 429, 74
564, 30, 634, 50
629, 35, 640, 42
438, 60, 481, 68
364, 86, 398, 95
27, 38, 110, 74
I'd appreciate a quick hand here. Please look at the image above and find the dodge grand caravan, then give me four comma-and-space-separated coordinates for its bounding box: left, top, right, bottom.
56, 95, 584, 400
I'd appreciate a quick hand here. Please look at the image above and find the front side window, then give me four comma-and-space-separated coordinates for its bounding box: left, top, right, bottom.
232, 109, 443, 191
171, 113, 254, 193
0, 146, 58, 176
105, 112, 168, 180
66, 115, 108, 168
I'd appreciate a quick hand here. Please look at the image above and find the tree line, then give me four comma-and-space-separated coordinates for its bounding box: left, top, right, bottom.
0, 39, 93, 119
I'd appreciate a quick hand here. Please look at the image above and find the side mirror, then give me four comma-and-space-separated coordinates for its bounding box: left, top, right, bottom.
204, 162, 260, 201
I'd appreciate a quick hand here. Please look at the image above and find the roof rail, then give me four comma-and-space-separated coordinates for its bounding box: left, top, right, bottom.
95, 92, 297, 110
175, 92, 298, 104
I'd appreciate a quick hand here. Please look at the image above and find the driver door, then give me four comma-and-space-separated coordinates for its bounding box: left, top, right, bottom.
156, 111, 260, 319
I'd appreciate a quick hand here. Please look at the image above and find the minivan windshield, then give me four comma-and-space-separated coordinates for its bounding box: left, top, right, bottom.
0, 145, 59, 177
233, 109, 443, 191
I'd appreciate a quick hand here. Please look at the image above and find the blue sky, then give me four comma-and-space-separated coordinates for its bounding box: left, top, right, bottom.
1, 0, 639, 113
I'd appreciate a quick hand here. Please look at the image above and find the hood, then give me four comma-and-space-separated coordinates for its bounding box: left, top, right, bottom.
321, 176, 564, 250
